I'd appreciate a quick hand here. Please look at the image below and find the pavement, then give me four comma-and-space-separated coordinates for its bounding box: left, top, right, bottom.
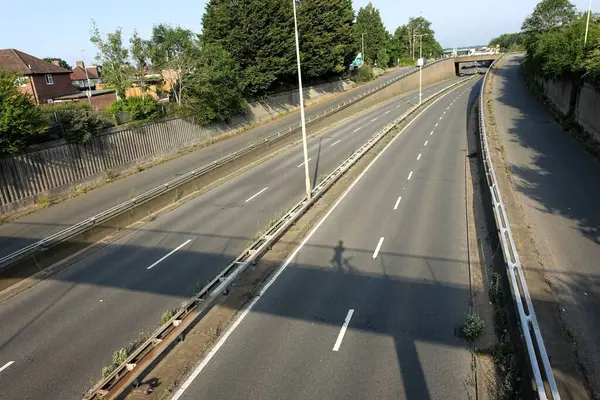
0, 78, 465, 400
492, 54, 600, 396
0, 66, 416, 261
172, 79, 483, 400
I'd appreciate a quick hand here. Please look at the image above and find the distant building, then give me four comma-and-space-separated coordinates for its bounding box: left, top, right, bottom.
70, 61, 102, 91
0, 48, 79, 104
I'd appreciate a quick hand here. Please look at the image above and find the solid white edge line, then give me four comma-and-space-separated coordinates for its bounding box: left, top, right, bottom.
393, 196, 402, 210
417, 153, 422, 160
146, 239, 192, 270
372, 237, 385, 259
330, 139, 341, 147
0, 361, 14, 373
332, 309, 355, 351
407, 171, 413, 180
297, 158, 312, 168
170, 79, 472, 400
245, 187, 268, 203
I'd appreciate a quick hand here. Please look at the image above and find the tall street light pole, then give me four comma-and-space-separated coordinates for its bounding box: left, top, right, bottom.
82, 50, 92, 106
415, 34, 428, 104
362, 33, 366, 64
293, 0, 312, 200
584, 0, 592, 46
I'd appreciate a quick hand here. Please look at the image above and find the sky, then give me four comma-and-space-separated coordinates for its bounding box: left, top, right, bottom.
0, 0, 598, 66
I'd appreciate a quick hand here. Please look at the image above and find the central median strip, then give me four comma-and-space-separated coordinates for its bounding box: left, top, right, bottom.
81, 75, 477, 400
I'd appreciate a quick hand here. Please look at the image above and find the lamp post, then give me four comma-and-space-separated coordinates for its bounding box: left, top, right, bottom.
292, 0, 312, 200
362, 33, 366, 64
584, 0, 592, 46
82, 50, 92, 105
415, 34, 428, 104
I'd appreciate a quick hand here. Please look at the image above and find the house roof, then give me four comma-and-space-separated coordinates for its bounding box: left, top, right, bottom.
0, 49, 72, 75
86, 67, 99, 79
70, 66, 88, 80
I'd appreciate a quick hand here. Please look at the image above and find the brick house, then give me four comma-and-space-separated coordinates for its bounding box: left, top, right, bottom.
70, 61, 102, 91
0, 49, 79, 104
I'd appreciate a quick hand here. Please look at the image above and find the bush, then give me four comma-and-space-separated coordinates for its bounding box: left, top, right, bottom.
0, 69, 48, 154
106, 95, 160, 122
462, 314, 485, 343
352, 65, 375, 83
54, 110, 111, 143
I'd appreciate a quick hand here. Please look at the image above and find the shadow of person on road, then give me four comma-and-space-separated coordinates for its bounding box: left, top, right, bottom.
330, 240, 355, 273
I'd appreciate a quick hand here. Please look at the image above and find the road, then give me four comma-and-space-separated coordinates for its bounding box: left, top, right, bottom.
0, 66, 417, 260
172, 78, 483, 400
0, 78, 464, 400
492, 54, 600, 396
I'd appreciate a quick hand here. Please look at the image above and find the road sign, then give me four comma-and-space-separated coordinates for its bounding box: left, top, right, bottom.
352, 52, 363, 68
417, 57, 424, 67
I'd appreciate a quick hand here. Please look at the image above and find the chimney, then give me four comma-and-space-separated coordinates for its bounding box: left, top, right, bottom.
76, 61, 85, 69
51, 60, 60, 66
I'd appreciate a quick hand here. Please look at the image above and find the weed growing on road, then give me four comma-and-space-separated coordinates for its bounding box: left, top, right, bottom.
103, 169, 116, 182
36, 194, 53, 209
100, 332, 150, 379
75, 184, 87, 195
208, 326, 221, 343
462, 314, 485, 343
483, 273, 520, 399
161, 308, 179, 325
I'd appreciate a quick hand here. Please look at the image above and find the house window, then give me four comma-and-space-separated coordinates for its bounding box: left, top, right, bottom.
45, 74, 54, 85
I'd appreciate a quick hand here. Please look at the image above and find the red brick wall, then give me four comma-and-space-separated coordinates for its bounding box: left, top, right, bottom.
65, 92, 116, 111
31, 73, 78, 104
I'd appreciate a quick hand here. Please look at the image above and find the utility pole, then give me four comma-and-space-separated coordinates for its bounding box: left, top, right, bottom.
584, 0, 592, 46
292, 0, 312, 200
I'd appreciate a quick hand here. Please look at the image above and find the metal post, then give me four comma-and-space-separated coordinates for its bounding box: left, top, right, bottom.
293, 0, 312, 200
416, 34, 427, 104
584, 0, 592, 46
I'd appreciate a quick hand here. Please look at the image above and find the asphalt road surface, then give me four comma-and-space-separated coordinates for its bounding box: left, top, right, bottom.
0, 78, 464, 400
0, 66, 417, 260
172, 79, 483, 400
492, 54, 600, 395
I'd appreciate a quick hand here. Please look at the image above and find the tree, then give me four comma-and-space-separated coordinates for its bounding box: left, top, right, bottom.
43, 57, 72, 70
181, 43, 246, 124
405, 16, 443, 59
389, 25, 411, 65
489, 33, 525, 51
0, 69, 48, 154
377, 47, 390, 68
201, 0, 295, 96
129, 30, 151, 93
90, 20, 131, 99
148, 24, 199, 106
353, 3, 389, 65
522, 0, 577, 33
297, 0, 357, 78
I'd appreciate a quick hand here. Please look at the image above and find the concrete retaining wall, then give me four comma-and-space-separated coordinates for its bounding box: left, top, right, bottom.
536, 77, 600, 144
575, 82, 600, 143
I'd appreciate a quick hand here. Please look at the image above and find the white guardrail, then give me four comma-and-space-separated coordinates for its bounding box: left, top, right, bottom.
479, 58, 560, 399
82, 75, 474, 400
0, 60, 447, 272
